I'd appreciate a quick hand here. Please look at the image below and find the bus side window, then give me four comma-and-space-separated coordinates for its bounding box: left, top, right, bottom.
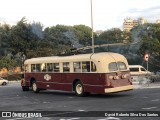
41, 63, 47, 72
63, 62, 70, 72
47, 63, 54, 72
91, 62, 96, 72
54, 63, 60, 72
74, 62, 81, 72
31, 64, 36, 72
31, 64, 40, 72
36, 64, 41, 72
82, 61, 90, 72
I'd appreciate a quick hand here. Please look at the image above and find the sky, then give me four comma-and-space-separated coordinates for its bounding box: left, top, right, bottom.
0, 0, 160, 31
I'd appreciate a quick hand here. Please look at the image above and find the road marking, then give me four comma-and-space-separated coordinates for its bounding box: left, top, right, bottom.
68, 97, 73, 98
143, 96, 148, 98
151, 99, 159, 102
64, 118, 80, 120
78, 109, 85, 111
142, 107, 157, 110
106, 117, 120, 120
97, 117, 120, 120
43, 101, 50, 103
6, 118, 24, 120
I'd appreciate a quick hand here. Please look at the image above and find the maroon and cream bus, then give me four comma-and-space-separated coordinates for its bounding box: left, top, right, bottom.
21, 52, 134, 96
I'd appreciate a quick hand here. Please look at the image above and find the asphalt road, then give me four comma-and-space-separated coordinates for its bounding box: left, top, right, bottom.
0, 82, 160, 120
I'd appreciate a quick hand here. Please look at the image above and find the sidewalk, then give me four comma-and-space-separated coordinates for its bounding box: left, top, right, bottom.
131, 74, 160, 89
133, 81, 160, 89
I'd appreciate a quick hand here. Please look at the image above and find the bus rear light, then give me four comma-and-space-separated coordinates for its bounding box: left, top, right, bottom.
113, 76, 119, 80
122, 74, 127, 79
109, 76, 113, 79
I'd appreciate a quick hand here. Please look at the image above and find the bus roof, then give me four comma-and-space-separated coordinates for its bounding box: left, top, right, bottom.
24, 52, 126, 64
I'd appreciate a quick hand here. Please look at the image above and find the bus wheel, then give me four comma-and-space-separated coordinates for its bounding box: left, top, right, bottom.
75, 81, 88, 97
32, 81, 40, 93
22, 86, 29, 91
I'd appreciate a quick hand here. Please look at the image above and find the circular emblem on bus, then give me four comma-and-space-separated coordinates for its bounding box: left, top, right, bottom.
44, 74, 51, 81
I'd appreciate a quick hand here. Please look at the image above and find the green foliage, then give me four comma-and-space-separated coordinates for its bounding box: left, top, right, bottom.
123, 31, 132, 43
73, 25, 92, 45
98, 28, 124, 43
0, 56, 18, 69
31, 21, 44, 39
140, 38, 160, 55
130, 23, 160, 71
136, 23, 160, 56
44, 25, 72, 46
9, 17, 40, 56
0, 17, 160, 71
0, 24, 10, 56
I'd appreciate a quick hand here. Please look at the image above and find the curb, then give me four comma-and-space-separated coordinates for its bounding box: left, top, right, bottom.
142, 86, 160, 89
9, 80, 21, 83
134, 83, 160, 89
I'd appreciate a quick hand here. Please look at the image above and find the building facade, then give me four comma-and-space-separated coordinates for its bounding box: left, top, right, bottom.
123, 17, 147, 32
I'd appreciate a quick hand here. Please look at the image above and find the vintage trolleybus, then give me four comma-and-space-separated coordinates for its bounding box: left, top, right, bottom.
21, 52, 134, 96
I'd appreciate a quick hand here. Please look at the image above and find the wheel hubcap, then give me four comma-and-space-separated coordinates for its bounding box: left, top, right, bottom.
33, 83, 37, 91
76, 84, 82, 94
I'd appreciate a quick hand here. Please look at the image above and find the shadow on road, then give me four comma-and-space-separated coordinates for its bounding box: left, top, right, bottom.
27, 89, 134, 99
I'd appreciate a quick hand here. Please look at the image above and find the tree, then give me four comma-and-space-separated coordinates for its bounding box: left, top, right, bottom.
0, 56, 18, 69
73, 25, 92, 46
138, 23, 160, 56
31, 21, 44, 39
122, 31, 132, 43
9, 17, 39, 57
98, 28, 123, 43
0, 24, 11, 56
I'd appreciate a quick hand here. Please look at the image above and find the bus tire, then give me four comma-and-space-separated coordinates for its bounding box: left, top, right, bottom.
32, 81, 40, 93
22, 86, 29, 91
75, 81, 88, 97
